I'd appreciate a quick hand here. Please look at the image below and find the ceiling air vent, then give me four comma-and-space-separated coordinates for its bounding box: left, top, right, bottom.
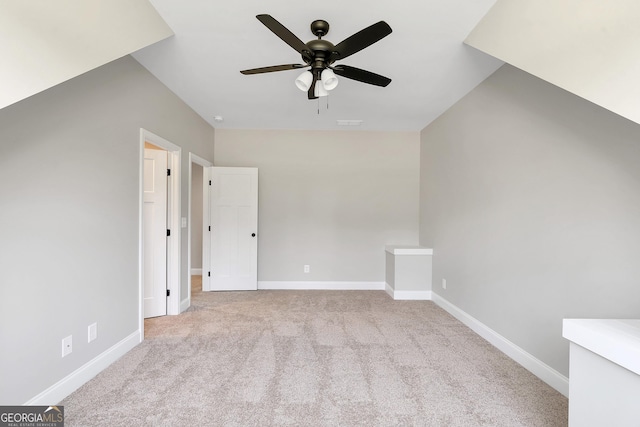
336, 120, 363, 126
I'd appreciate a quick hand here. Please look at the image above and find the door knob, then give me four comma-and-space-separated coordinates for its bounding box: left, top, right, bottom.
251, 233, 256, 237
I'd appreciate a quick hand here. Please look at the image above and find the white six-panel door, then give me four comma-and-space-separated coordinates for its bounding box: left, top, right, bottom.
143, 148, 168, 317
208, 167, 258, 291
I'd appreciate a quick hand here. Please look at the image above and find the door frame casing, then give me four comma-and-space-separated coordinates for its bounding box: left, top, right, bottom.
138, 129, 181, 339
202, 166, 212, 291
186, 153, 212, 308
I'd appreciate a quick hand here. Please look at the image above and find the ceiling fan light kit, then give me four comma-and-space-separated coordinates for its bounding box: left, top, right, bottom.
295, 71, 313, 91
296, 68, 338, 96
314, 80, 329, 97
240, 14, 392, 100
320, 68, 338, 90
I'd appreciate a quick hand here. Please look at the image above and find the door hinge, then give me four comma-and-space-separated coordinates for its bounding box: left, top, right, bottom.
167, 229, 170, 237
208, 271, 211, 277
208, 226, 211, 231
209, 180, 212, 185
167, 169, 171, 176
166, 289, 170, 297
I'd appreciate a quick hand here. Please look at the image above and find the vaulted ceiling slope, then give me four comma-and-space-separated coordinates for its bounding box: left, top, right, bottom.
6, 2, 635, 132
132, 1, 504, 131
466, 0, 640, 125
0, 0, 173, 110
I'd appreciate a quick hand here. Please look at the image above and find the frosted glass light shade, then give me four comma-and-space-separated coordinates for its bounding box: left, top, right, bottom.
295, 71, 313, 91
321, 68, 339, 90
314, 81, 328, 97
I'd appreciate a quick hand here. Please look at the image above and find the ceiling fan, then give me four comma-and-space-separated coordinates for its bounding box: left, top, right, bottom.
240, 14, 392, 100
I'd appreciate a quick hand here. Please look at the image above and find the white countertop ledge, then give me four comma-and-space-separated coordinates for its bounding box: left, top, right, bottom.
385, 246, 433, 255
563, 319, 640, 376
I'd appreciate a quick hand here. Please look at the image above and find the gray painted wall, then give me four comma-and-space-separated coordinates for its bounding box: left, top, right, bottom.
214, 129, 420, 282
0, 56, 214, 404
419, 64, 640, 376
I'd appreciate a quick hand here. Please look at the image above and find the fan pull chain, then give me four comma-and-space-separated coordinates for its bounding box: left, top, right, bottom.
314, 96, 329, 115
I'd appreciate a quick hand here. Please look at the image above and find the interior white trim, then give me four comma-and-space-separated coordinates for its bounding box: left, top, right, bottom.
202, 166, 211, 292
24, 331, 140, 405
258, 281, 385, 290
180, 298, 190, 313
167, 148, 181, 316
385, 283, 395, 299
384, 245, 434, 255
392, 290, 432, 300
431, 292, 569, 397
385, 283, 432, 300
187, 153, 213, 311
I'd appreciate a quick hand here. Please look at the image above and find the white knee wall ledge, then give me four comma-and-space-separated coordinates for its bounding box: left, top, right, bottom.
385, 245, 433, 300
563, 319, 640, 426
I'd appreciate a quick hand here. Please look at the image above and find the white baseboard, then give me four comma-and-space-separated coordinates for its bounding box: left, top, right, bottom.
25, 331, 140, 405
431, 292, 569, 397
385, 283, 395, 298
393, 290, 432, 300
180, 297, 191, 313
258, 281, 385, 290
385, 283, 432, 300
190, 268, 202, 275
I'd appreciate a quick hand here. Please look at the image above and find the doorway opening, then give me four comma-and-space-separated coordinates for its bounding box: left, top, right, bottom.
187, 153, 212, 308
143, 142, 168, 319
138, 129, 181, 340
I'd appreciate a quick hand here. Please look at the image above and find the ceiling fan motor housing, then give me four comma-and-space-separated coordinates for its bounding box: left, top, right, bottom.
305, 39, 336, 70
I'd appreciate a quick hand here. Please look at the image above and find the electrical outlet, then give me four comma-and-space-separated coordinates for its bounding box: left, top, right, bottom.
62, 335, 73, 357
304, 265, 310, 273
442, 278, 447, 290
88, 323, 97, 343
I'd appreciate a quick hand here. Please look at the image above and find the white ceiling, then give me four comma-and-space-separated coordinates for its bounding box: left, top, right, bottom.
132, 0, 503, 132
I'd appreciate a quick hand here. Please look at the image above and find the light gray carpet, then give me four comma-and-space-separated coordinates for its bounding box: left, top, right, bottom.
61, 283, 567, 426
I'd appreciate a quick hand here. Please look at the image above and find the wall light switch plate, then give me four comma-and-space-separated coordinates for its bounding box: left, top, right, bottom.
181, 217, 187, 228
304, 265, 310, 273
88, 323, 97, 343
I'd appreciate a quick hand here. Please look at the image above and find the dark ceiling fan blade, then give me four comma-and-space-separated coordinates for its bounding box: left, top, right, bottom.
256, 14, 309, 55
240, 64, 307, 75
332, 21, 392, 60
333, 65, 391, 87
